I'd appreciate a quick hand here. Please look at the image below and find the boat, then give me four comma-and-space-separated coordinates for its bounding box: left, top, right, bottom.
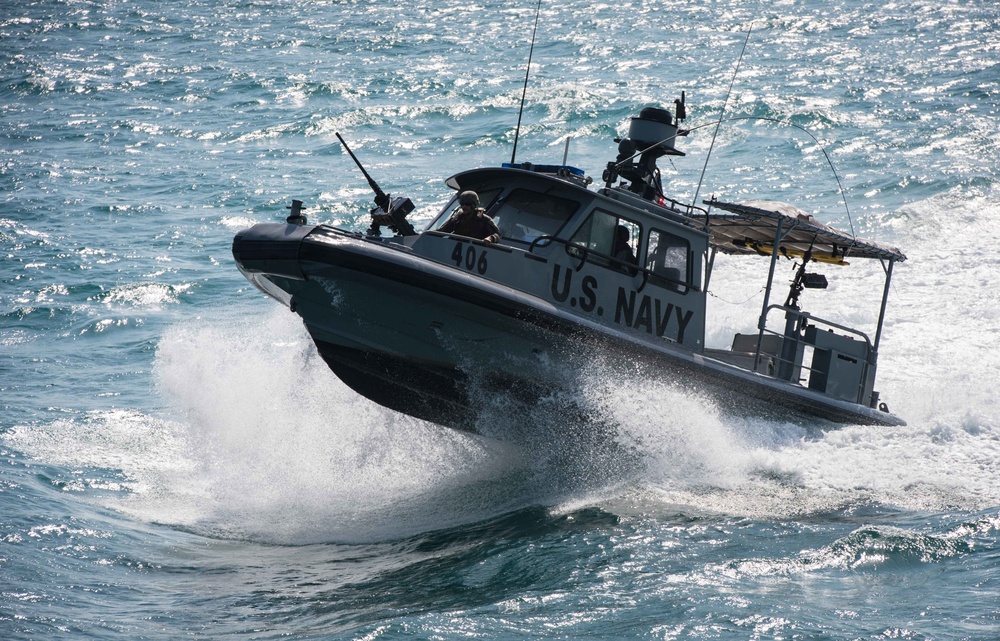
232, 99, 907, 433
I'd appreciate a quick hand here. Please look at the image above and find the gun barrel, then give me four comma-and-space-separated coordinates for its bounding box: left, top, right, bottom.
335, 132, 389, 208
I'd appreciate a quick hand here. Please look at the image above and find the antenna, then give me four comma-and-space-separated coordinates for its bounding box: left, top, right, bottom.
681, 115, 858, 236
510, 0, 543, 165
692, 24, 753, 209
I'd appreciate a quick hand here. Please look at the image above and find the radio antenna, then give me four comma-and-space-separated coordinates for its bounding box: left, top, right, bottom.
692, 23, 753, 208
510, 0, 543, 165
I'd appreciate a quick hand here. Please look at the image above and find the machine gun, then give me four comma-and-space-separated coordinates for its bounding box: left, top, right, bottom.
335, 132, 416, 237
775, 245, 829, 381
784, 246, 829, 309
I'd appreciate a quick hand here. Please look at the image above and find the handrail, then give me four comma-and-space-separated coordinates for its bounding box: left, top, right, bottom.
602, 187, 711, 233
422, 230, 514, 253
663, 197, 710, 219
764, 305, 873, 350
528, 235, 699, 293
422, 228, 698, 294
749, 305, 874, 404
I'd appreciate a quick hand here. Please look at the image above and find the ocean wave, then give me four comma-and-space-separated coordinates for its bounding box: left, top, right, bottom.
700, 522, 974, 584
103, 282, 193, 308
810, 525, 972, 570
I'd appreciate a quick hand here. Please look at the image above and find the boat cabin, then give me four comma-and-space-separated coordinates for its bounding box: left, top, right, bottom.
410, 166, 710, 353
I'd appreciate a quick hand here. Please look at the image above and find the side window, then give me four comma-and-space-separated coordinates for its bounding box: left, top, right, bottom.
490, 189, 580, 244
568, 209, 640, 273
646, 229, 689, 293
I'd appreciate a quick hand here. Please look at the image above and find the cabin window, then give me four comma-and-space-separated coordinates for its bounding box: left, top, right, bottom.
646, 229, 689, 293
568, 209, 640, 273
426, 187, 503, 231
489, 189, 580, 245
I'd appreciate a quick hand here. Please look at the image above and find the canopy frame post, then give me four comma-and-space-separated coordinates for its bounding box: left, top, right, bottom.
754, 216, 786, 369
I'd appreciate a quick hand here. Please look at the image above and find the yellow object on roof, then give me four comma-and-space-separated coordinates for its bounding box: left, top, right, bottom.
703, 199, 906, 264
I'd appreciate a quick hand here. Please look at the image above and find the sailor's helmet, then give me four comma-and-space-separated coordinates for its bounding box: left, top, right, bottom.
458, 191, 480, 208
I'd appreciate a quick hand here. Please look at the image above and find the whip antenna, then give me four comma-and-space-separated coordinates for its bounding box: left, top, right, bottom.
510, 0, 543, 165
693, 24, 753, 208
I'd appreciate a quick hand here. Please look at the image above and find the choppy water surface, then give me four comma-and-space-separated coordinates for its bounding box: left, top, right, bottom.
2, 0, 999, 638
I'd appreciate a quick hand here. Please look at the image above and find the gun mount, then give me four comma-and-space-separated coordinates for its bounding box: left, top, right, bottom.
603, 94, 688, 201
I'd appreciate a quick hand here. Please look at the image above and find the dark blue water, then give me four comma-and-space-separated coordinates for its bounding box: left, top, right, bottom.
3, 0, 999, 638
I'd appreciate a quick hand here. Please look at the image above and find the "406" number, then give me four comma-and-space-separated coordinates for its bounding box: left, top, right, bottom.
451, 242, 488, 275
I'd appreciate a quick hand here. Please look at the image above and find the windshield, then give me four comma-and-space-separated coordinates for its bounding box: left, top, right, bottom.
490, 189, 580, 245
424, 187, 503, 231
425, 187, 580, 245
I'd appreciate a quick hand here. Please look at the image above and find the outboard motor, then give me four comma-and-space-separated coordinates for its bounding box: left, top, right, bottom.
603, 94, 688, 201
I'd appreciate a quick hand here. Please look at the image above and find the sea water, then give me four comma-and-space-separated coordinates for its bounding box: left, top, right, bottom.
2, 0, 999, 638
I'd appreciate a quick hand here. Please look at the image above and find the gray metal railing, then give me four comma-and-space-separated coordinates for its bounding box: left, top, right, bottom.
748, 306, 875, 405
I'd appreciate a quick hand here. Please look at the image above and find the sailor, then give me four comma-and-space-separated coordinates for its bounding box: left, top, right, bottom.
437, 190, 501, 245
613, 224, 637, 273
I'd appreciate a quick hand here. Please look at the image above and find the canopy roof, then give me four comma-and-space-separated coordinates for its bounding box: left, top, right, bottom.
703, 200, 906, 264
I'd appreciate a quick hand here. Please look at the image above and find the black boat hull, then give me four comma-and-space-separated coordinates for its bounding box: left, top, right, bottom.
233, 222, 906, 432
